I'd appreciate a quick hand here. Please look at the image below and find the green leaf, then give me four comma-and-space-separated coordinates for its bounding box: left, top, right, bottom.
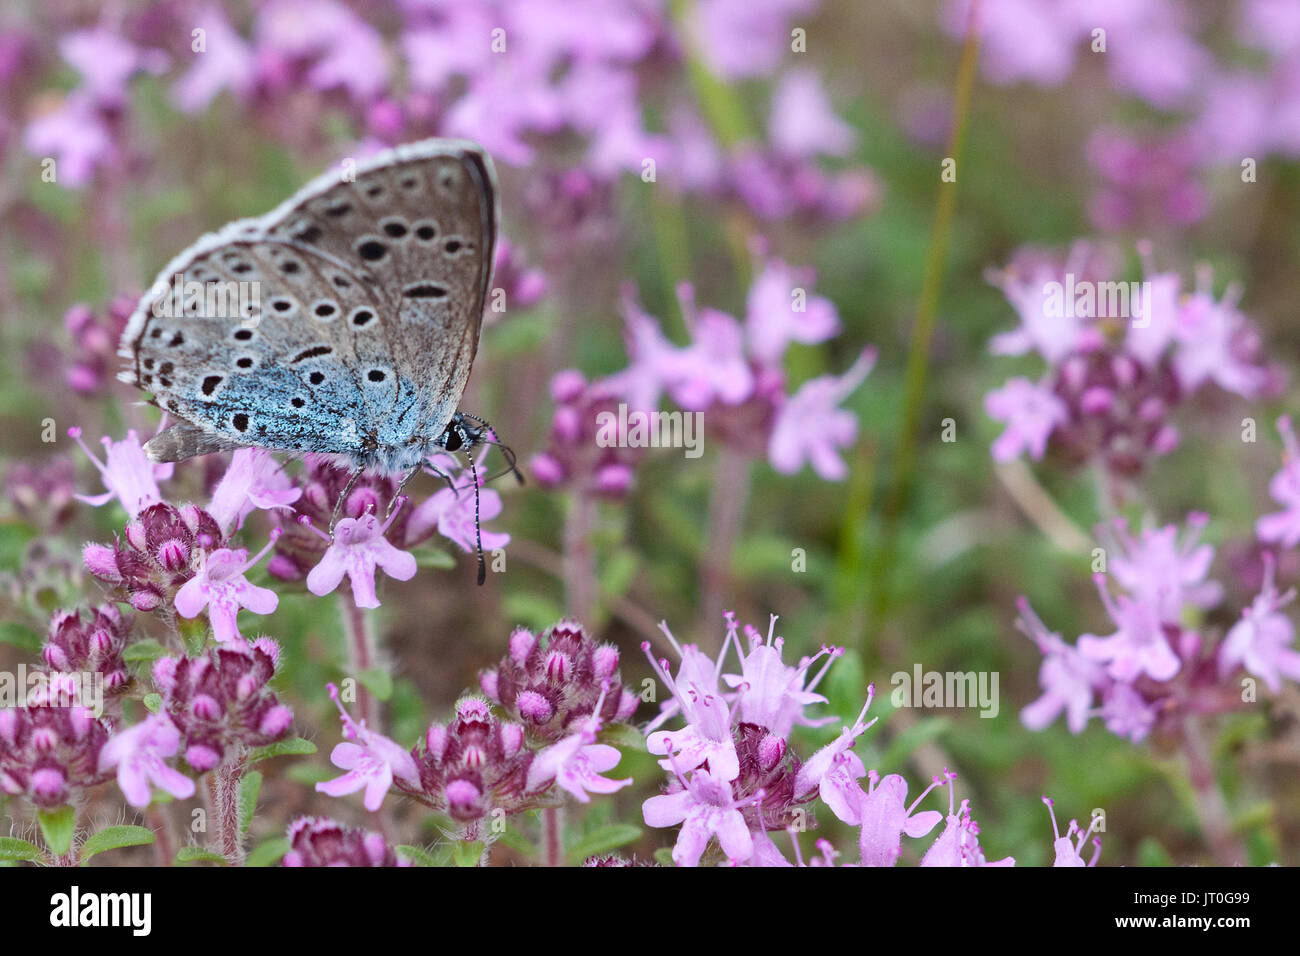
37, 805, 76, 857
395, 844, 440, 867
175, 846, 227, 865
451, 840, 484, 867
0, 621, 42, 652
239, 771, 263, 835
413, 545, 456, 569
357, 669, 393, 701
493, 825, 534, 855
0, 836, 44, 862
247, 736, 317, 764
286, 763, 335, 785
123, 639, 168, 663
80, 825, 155, 864
566, 824, 643, 865
179, 617, 208, 657
597, 723, 647, 751
246, 837, 290, 867
142, 693, 163, 714
652, 846, 674, 866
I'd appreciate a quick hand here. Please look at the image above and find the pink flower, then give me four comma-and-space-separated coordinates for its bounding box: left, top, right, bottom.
68, 428, 173, 517
1106, 514, 1222, 625
642, 765, 754, 867
919, 774, 1014, 867
857, 773, 945, 866
97, 714, 195, 808
1043, 796, 1101, 867
59, 23, 160, 107
721, 613, 840, 738
643, 631, 739, 782
1257, 416, 1300, 548
316, 684, 419, 812
1017, 598, 1106, 734
668, 291, 754, 410
744, 255, 841, 365
1077, 575, 1182, 683
987, 242, 1109, 363
1098, 682, 1158, 743
404, 456, 510, 554
1171, 270, 1268, 398
174, 531, 281, 645
171, 5, 255, 112
206, 448, 301, 535
768, 68, 857, 160
23, 93, 115, 188
794, 692, 877, 816
1219, 554, 1300, 694
603, 289, 684, 412
984, 377, 1068, 463
303, 505, 417, 609
526, 684, 630, 802
768, 348, 876, 480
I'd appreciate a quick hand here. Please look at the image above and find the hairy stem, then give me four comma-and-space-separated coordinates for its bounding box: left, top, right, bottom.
542, 806, 564, 867
212, 757, 245, 866
1181, 714, 1245, 865
563, 490, 597, 623
339, 595, 379, 729
147, 804, 176, 866
702, 447, 751, 635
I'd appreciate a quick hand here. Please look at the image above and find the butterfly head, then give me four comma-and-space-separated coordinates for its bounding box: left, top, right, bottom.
436, 412, 488, 454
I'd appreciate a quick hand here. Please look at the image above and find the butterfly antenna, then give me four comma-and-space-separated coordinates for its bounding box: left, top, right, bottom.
460, 413, 525, 486
465, 446, 487, 586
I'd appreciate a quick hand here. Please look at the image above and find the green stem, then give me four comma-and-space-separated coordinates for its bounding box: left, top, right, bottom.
867, 2, 982, 624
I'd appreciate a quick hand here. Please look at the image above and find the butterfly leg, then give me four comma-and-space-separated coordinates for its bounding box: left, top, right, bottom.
329, 467, 365, 534
386, 465, 422, 518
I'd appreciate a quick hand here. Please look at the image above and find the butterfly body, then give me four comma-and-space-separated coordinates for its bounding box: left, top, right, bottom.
118, 139, 498, 475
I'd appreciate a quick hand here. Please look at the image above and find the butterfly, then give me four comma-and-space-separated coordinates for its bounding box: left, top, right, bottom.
118, 139, 510, 582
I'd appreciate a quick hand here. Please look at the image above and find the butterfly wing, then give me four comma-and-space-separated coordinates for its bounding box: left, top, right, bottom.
119, 140, 497, 471
262, 139, 497, 445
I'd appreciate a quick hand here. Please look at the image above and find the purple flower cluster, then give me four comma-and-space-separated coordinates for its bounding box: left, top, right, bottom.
984, 242, 1277, 476
153, 640, 294, 772
0, 705, 111, 808
282, 816, 409, 867
939, 1, 1300, 228
1020, 514, 1300, 743
639, 613, 1081, 866
317, 620, 637, 839
42, 604, 133, 694
533, 246, 876, 487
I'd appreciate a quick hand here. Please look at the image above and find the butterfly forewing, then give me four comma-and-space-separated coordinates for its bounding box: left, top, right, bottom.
119, 139, 498, 472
